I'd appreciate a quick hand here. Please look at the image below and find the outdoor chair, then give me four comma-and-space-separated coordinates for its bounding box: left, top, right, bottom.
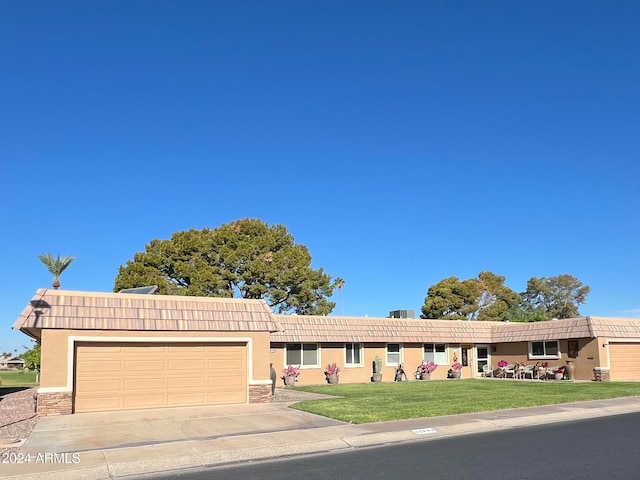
482, 364, 494, 377
546, 366, 561, 379
503, 364, 517, 378
521, 364, 535, 379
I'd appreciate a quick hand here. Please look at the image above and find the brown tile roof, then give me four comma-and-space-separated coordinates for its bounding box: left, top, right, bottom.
13, 290, 640, 344
490, 317, 593, 342
13, 289, 282, 335
589, 316, 640, 338
272, 315, 497, 343
273, 315, 640, 344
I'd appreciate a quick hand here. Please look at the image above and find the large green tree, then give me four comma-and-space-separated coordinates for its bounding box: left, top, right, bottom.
114, 218, 336, 315
420, 276, 479, 320
421, 271, 520, 321
521, 274, 590, 319
474, 271, 521, 321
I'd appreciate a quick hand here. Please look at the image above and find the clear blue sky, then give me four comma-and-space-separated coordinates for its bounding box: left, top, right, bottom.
2, 1, 639, 354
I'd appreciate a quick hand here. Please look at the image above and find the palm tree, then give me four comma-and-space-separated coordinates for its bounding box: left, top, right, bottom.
334, 277, 345, 316
38, 253, 75, 290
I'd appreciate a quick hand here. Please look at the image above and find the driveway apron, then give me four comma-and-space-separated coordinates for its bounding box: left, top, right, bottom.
22, 390, 343, 454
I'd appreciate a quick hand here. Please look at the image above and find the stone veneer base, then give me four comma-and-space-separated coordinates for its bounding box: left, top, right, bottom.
249, 384, 273, 403
37, 392, 73, 416
37, 385, 272, 415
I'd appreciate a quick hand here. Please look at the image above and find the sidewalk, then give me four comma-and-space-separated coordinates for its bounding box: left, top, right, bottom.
3, 391, 640, 480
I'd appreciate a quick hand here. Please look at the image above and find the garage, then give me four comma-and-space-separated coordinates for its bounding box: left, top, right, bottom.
74, 342, 247, 413
609, 342, 640, 381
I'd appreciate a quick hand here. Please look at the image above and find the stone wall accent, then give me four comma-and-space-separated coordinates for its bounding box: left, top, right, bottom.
249, 384, 273, 403
36, 392, 73, 416
593, 367, 610, 382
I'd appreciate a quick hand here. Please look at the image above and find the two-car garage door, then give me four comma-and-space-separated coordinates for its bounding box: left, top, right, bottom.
74, 342, 247, 413
609, 342, 640, 381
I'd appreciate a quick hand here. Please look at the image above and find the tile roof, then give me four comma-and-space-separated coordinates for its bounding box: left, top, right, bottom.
490, 317, 593, 343
272, 315, 497, 343
13, 289, 282, 334
13, 289, 640, 344
273, 315, 640, 343
589, 316, 640, 338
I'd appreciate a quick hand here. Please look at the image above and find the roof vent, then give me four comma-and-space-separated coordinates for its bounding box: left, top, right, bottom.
118, 285, 158, 294
388, 310, 415, 319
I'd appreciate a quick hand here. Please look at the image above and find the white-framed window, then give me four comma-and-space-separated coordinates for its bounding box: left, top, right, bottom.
529, 340, 560, 359
286, 343, 319, 367
386, 343, 401, 366
345, 343, 363, 366
423, 343, 447, 364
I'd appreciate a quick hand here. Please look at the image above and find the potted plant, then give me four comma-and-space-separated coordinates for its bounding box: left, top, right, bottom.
497, 359, 508, 378
282, 365, 300, 387
554, 366, 565, 380
449, 361, 462, 379
372, 356, 383, 382
324, 363, 341, 384
416, 360, 437, 380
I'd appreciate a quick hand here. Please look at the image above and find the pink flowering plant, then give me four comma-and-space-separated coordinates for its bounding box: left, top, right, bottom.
418, 361, 437, 374
283, 365, 300, 378
324, 363, 341, 375
497, 360, 508, 368
451, 361, 462, 372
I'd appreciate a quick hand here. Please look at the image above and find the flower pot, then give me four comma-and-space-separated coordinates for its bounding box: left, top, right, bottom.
421, 373, 430, 381
284, 375, 296, 387
555, 372, 564, 380
372, 373, 382, 382
451, 371, 461, 379
327, 374, 339, 385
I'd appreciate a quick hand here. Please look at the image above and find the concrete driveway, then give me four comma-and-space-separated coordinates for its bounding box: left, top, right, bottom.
22, 392, 345, 454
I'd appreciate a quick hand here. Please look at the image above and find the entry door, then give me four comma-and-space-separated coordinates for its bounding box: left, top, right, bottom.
476, 345, 490, 377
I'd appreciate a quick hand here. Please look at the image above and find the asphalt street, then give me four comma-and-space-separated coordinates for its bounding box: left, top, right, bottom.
139, 412, 640, 480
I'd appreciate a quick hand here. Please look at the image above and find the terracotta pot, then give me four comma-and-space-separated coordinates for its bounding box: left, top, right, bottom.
565, 361, 575, 380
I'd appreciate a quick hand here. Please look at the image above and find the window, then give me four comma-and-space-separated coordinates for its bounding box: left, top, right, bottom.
529, 341, 560, 359
286, 344, 319, 367
345, 343, 362, 366
386, 343, 401, 366
423, 344, 447, 364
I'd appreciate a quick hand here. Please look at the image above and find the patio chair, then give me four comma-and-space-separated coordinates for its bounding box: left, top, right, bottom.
482, 364, 494, 378
503, 364, 517, 378
546, 366, 561, 380
521, 364, 536, 379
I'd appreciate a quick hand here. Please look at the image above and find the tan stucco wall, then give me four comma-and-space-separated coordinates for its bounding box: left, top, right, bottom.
268, 338, 603, 386
40, 328, 271, 389
575, 338, 601, 379
40, 329, 70, 388
269, 342, 464, 385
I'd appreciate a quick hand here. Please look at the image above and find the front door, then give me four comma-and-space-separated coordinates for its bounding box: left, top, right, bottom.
476, 345, 490, 377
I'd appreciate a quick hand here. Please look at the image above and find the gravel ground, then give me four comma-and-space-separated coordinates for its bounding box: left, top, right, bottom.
0, 388, 38, 454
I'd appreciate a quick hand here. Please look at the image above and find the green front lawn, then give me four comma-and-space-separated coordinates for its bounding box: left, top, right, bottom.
0, 370, 39, 387
290, 380, 640, 423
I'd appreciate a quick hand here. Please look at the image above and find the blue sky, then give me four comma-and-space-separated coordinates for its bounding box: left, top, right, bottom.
2, 1, 639, 354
